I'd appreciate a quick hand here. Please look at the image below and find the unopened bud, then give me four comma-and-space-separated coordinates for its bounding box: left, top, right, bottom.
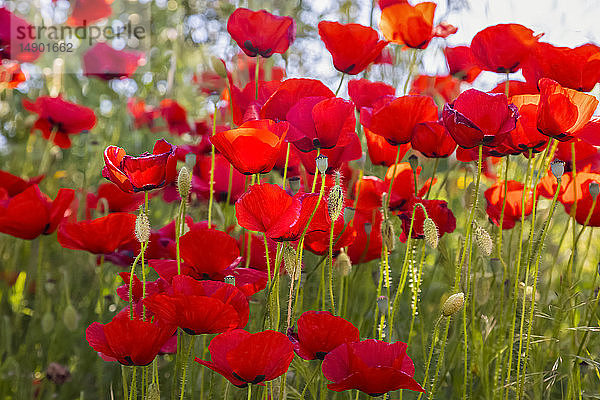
41, 311, 55, 334
381, 218, 395, 251
377, 296, 388, 314
442, 292, 464, 317
550, 160, 565, 180
408, 154, 419, 171
334, 249, 352, 276
315, 154, 328, 174
211, 56, 228, 78
474, 223, 493, 256
327, 184, 344, 222
177, 167, 191, 199
283, 244, 300, 281
423, 217, 439, 248
224, 275, 235, 286
135, 212, 151, 243
63, 304, 79, 332
589, 181, 599, 199
145, 381, 160, 400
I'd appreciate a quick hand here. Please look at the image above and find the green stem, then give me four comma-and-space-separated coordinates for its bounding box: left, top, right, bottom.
179, 335, 196, 400
208, 109, 217, 226
282, 143, 291, 189
334, 73, 345, 96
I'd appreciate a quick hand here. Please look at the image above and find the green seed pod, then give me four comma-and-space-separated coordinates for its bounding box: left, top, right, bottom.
283, 244, 300, 281
408, 154, 419, 171
423, 217, 439, 249
41, 311, 55, 334
315, 154, 329, 175
474, 223, 493, 256
589, 181, 599, 199
63, 304, 79, 332
442, 292, 464, 317
135, 212, 151, 243
177, 166, 191, 200
550, 160, 565, 180
334, 249, 352, 276
210, 56, 228, 78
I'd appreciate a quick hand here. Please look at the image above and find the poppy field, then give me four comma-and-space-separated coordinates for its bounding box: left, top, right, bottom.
1, 0, 600, 399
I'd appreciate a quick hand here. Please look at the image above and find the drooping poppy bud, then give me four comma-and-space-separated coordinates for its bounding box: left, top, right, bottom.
442, 292, 464, 317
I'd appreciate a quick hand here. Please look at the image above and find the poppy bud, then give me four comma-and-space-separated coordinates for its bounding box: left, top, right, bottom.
343, 207, 355, 222
283, 244, 300, 281
334, 248, 352, 276
442, 292, 464, 317
63, 304, 79, 332
146, 382, 160, 400
550, 160, 565, 180
474, 223, 493, 256
408, 154, 419, 171
41, 311, 55, 334
288, 177, 301, 195
177, 166, 191, 200
135, 212, 151, 243
590, 181, 599, 199
423, 217, 439, 248
210, 56, 228, 78
377, 295, 388, 314
315, 154, 329, 174
327, 184, 345, 222
381, 218, 395, 251
224, 275, 235, 286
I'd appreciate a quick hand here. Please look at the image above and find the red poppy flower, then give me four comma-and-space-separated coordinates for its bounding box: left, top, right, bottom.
364, 128, 410, 166
86, 182, 145, 217
102, 139, 177, 193
470, 24, 541, 73
23, 96, 96, 149
260, 78, 334, 121
411, 121, 457, 158
83, 43, 142, 80
505, 94, 548, 153
86, 311, 176, 366
193, 154, 246, 203
348, 79, 395, 111
144, 275, 249, 335
522, 42, 600, 92
0, 170, 43, 198
227, 8, 295, 58
227, 77, 282, 126
444, 45, 481, 83
374, 48, 394, 65
442, 89, 518, 149
577, 117, 600, 146
67, 0, 112, 25
410, 75, 461, 104
379, 2, 456, 49
235, 183, 302, 241
0, 8, 41, 62
57, 213, 136, 255
347, 208, 383, 264
0, 61, 26, 89
127, 99, 158, 130
398, 198, 456, 241
378, 0, 408, 8
490, 80, 539, 96
385, 163, 432, 211
159, 99, 191, 136
553, 138, 598, 167
0, 185, 75, 240
116, 272, 169, 305
560, 172, 600, 226
318, 21, 389, 75
322, 339, 424, 396
195, 329, 294, 387
361, 95, 438, 145
296, 132, 362, 175
288, 311, 359, 360
286, 97, 355, 152
485, 180, 533, 230
233, 52, 287, 83
179, 228, 242, 279
536, 78, 598, 142
211, 120, 288, 175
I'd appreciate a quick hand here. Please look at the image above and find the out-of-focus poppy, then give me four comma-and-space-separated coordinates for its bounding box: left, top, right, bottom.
409, 75, 460, 104
384, 162, 430, 210
0, 8, 41, 62
318, 21, 389, 75
227, 8, 295, 58
0, 61, 26, 89
83, 43, 143, 80
195, 329, 294, 387
102, 139, 177, 193
522, 42, 600, 92
127, 99, 158, 130
194, 70, 227, 95
193, 154, 246, 203
504, 94, 548, 153
260, 78, 334, 121
288, 311, 359, 360
348, 79, 395, 111
0, 185, 75, 240
347, 208, 383, 264
233, 53, 287, 83
444, 45, 481, 83
211, 119, 288, 175
536, 78, 598, 141
23, 96, 96, 149
411, 121, 457, 158
67, 0, 112, 26
490, 80, 538, 97
286, 97, 355, 152
302, 195, 357, 255
159, 99, 191, 136
374, 47, 394, 65
553, 138, 598, 167
577, 117, 600, 146
398, 198, 456, 241
470, 24, 541, 73
560, 172, 600, 226
0, 170, 43, 197
179, 228, 242, 279
379, 2, 456, 49
361, 95, 438, 145
364, 128, 410, 166
322, 339, 425, 396
86, 311, 176, 366
86, 182, 145, 218
485, 180, 533, 229
442, 89, 518, 149
57, 213, 136, 255
144, 275, 249, 335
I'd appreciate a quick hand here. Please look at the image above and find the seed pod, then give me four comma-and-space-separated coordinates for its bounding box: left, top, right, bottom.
408, 154, 419, 171
474, 223, 493, 256
63, 304, 79, 332
327, 184, 344, 222
589, 181, 599, 199
315, 154, 329, 175
177, 167, 191, 200
377, 295, 388, 314
41, 311, 55, 334
442, 292, 464, 317
423, 217, 439, 249
381, 218, 395, 251
288, 176, 301, 195
364, 222, 372, 235
550, 160, 565, 180
343, 207, 355, 222
283, 244, 300, 281
334, 249, 352, 276
135, 212, 151, 243
224, 275, 235, 286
